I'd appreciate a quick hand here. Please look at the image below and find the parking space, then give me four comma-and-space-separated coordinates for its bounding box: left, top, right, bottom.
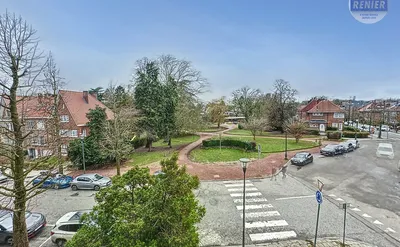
289, 139, 400, 240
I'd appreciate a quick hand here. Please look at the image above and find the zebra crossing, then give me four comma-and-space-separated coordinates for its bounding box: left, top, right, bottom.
223, 180, 297, 243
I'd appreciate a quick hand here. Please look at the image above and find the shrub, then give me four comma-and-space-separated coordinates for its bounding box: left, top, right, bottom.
327, 131, 341, 140
131, 137, 146, 149
305, 128, 320, 136
202, 138, 256, 151
68, 137, 111, 168
326, 126, 338, 131
342, 131, 369, 138
343, 126, 359, 132
238, 124, 244, 129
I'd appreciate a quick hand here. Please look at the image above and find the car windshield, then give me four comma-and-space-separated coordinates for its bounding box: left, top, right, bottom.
378, 147, 393, 152
294, 153, 307, 158
93, 174, 103, 181
324, 145, 336, 149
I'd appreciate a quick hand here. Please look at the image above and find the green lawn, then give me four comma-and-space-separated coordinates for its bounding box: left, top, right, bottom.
226, 128, 319, 139
129, 151, 173, 166
190, 148, 266, 163
152, 135, 200, 147
200, 126, 226, 132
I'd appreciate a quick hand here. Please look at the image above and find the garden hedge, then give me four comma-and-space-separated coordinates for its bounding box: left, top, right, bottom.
202, 139, 256, 151
343, 126, 359, 132
326, 126, 338, 131
342, 131, 369, 138
327, 131, 341, 140
305, 128, 320, 136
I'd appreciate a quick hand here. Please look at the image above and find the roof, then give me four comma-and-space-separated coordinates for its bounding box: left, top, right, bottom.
59, 90, 113, 126
16, 95, 54, 119
299, 99, 320, 112
307, 100, 345, 113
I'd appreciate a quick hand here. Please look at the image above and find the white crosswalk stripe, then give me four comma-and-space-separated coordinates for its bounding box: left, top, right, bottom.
245, 220, 288, 228
249, 231, 297, 241
228, 187, 258, 192
241, 211, 280, 218
236, 204, 273, 210
223, 180, 252, 184
225, 183, 255, 187
233, 198, 268, 203
230, 192, 262, 197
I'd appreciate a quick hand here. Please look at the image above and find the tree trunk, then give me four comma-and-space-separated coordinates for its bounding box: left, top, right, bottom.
217, 121, 220, 128
296, 137, 299, 143
253, 134, 256, 141
168, 137, 172, 148
148, 140, 152, 152
116, 156, 121, 176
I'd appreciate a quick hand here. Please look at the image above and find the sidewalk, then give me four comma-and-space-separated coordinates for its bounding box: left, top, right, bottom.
229, 238, 375, 247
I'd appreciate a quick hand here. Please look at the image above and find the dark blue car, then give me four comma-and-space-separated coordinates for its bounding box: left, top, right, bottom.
32, 173, 73, 189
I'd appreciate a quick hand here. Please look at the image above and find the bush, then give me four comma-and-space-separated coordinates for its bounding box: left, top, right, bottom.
342, 131, 369, 138
305, 128, 320, 136
202, 138, 256, 151
68, 137, 111, 168
327, 131, 341, 140
131, 137, 146, 149
343, 126, 359, 132
326, 126, 338, 131
238, 124, 244, 130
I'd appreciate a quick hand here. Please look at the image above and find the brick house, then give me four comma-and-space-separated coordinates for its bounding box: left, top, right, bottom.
358, 100, 400, 126
13, 90, 113, 159
299, 99, 346, 132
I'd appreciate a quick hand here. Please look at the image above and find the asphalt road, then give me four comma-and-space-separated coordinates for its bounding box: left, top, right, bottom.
289, 139, 400, 242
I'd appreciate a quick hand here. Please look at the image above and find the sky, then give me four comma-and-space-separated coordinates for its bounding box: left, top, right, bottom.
2, 0, 399, 102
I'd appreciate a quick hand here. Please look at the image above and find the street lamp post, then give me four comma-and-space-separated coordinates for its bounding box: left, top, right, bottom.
239, 158, 250, 247
284, 131, 288, 160
80, 135, 86, 174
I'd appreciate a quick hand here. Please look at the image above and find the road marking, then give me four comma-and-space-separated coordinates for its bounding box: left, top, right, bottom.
233, 198, 268, 203
249, 231, 297, 241
230, 192, 262, 197
236, 204, 274, 210
275, 195, 314, 201
350, 208, 361, 212
225, 183, 255, 187
246, 220, 288, 229
362, 213, 372, 218
240, 211, 280, 218
39, 236, 52, 247
328, 194, 336, 197
385, 227, 396, 233
336, 198, 344, 202
223, 180, 252, 184
228, 187, 258, 192
373, 220, 384, 225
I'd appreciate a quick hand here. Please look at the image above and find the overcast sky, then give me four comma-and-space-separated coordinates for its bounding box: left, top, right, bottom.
2, 0, 399, 102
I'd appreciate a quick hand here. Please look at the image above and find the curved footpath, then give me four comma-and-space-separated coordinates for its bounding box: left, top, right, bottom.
178, 125, 322, 181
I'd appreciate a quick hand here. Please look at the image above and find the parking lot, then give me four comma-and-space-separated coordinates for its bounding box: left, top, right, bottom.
289, 139, 400, 240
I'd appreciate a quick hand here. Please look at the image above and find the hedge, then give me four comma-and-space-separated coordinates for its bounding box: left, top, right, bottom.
326, 126, 338, 131
305, 128, 320, 136
131, 137, 147, 149
343, 126, 359, 132
202, 139, 256, 151
342, 131, 369, 138
327, 131, 341, 140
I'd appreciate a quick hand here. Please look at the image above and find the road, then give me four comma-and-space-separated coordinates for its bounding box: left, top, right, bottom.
197, 176, 399, 247
289, 139, 400, 242
372, 130, 400, 140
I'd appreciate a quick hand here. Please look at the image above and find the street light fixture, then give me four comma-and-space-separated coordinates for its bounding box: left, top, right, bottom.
239, 158, 250, 247
80, 134, 86, 174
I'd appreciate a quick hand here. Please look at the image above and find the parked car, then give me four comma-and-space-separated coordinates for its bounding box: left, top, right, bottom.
51, 210, 91, 247
32, 173, 73, 189
340, 142, 354, 152
70, 173, 111, 191
290, 152, 313, 166
320, 144, 345, 156
346, 140, 360, 149
0, 210, 46, 245
376, 143, 394, 159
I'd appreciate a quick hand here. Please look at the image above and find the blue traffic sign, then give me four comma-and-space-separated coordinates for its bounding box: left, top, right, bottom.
316, 190, 323, 204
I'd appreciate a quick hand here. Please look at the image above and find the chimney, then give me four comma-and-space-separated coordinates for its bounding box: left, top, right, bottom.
83, 91, 89, 103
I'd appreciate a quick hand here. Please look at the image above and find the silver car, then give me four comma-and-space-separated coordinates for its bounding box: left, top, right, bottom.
70, 173, 111, 191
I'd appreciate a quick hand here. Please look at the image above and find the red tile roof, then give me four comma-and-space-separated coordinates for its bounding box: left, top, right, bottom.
59, 90, 113, 126
16, 95, 54, 118
307, 100, 345, 113
299, 99, 319, 112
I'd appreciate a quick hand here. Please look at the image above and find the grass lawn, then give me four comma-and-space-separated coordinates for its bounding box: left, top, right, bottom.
129, 151, 173, 166
226, 128, 319, 139
200, 126, 226, 132
152, 134, 200, 147
190, 148, 266, 163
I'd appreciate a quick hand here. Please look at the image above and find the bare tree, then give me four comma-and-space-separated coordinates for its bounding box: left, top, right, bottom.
231, 86, 263, 122
0, 12, 52, 246
41, 52, 66, 174
243, 118, 269, 140
102, 83, 136, 175
285, 119, 307, 143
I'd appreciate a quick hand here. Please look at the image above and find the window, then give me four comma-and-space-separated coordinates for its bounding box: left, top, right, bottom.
60, 115, 69, 122
61, 144, 68, 155
70, 130, 78, 137
26, 120, 35, 130
59, 129, 69, 137
312, 113, 324, 116
332, 123, 338, 128
81, 129, 87, 137
333, 113, 345, 118
77, 177, 91, 182
37, 121, 45, 130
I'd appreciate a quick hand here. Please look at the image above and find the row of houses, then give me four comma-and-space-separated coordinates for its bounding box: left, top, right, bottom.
0, 90, 113, 159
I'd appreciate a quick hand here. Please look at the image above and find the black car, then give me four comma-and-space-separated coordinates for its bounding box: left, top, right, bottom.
291, 152, 313, 166
320, 144, 345, 156
340, 142, 354, 152
0, 210, 46, 245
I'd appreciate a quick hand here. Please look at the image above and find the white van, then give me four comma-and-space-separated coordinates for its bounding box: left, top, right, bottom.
376, 143, 394, 159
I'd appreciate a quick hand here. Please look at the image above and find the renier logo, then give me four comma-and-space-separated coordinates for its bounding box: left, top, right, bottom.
349, 0, 388, 24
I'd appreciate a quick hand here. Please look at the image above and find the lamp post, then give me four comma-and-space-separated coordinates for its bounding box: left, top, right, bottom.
239, 158, 250, 247
284, 131, 288, 160
80, 135, 86, 174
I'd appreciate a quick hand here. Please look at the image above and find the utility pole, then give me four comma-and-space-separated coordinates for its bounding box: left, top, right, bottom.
378, 100, 385, 139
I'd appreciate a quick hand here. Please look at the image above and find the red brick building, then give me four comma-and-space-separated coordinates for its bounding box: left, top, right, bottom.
298, 99, 346, 132
15, 90, 113, 159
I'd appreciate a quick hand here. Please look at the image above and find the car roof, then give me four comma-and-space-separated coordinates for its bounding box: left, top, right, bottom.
76, 173, 99, 178
295, 152, 309, 155
56, 210, 91, 225
378, 143, 392, 148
